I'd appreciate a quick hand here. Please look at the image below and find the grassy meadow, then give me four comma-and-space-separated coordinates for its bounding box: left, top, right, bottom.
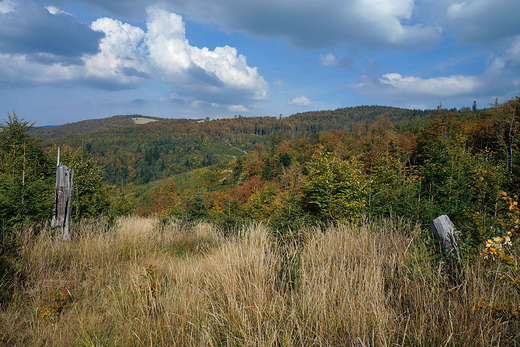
1, 217, 519, 346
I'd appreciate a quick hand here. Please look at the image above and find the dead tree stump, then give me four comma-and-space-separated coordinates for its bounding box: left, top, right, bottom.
51, 148, 74, 241
430, 215, 458, 249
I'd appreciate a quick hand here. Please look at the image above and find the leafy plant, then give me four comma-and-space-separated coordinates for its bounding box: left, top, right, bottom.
57, 146, 110, 220
301, 147, 366, 223
38, 282, 74, 325
479, 192, 520, 318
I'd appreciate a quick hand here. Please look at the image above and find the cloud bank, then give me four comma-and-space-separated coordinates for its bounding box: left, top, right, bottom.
0, 0, 103, 66
35, 0, 443, 49
0, 1, 268, 106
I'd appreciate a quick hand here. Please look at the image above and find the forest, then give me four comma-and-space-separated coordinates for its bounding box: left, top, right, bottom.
1, 97, 520, 345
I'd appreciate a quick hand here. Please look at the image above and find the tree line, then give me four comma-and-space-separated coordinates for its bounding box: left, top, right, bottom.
141, 96, 519, 249
1, 97, 519, 250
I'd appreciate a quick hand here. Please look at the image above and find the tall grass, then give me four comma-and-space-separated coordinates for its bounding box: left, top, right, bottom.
0, 216, 519, 346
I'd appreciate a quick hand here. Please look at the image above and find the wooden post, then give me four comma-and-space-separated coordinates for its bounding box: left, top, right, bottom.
51, 148, 74, 241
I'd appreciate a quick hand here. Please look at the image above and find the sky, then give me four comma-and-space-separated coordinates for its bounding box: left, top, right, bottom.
0, 0, 519, 126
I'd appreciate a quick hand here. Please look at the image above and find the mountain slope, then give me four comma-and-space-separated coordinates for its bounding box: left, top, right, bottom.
40, 106, 435, 186
30, 115, 162, 142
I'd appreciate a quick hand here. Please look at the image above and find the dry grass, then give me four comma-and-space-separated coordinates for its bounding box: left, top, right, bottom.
0, 216, 519, 346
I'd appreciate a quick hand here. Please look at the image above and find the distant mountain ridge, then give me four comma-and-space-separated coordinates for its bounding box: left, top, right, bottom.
34, 105, 436, 186
30, 114, 162, 142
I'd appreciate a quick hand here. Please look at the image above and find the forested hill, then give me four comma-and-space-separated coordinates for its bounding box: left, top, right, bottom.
286, 105, 434, 133
39, 105, 435, 186
30, 114, 162, 142
4, 97, 520, 236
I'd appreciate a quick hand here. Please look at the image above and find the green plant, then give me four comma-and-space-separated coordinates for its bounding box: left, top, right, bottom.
479, 192, 520, 318
38, 281, 74, 325
0, 112, 54, 230
300, 147, 366, 223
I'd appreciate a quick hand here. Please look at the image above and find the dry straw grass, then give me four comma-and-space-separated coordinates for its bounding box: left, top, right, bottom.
1, 216, 519, 346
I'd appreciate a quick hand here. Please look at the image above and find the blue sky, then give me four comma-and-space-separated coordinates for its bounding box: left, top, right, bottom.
0, 0, 519, 125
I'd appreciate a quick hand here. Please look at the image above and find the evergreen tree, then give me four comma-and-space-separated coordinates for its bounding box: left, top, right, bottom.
0, 112, 54, 229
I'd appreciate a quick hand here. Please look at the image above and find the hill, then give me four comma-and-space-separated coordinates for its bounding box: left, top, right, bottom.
40, 106, 435, 186
30, 114, 162, 142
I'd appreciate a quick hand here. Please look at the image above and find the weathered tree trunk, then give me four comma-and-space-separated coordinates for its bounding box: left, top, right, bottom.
51, 148, 74, 241
430, 215, 458, 249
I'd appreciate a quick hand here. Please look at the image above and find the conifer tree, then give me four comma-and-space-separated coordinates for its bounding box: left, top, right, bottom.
0, 112, 54, 229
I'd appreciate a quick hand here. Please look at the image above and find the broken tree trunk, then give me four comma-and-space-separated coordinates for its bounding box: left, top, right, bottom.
430, 215, 458, 250
51, 148, 74, 241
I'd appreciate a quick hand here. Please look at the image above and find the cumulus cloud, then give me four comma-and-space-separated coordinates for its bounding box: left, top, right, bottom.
0, 2, 268, 106
0, 10, 147, 90
350, 29, 520, 106
228, 105, 249, 112
287, 96, 312, 106
144, 8, 268, 104
84, 17, 148, 89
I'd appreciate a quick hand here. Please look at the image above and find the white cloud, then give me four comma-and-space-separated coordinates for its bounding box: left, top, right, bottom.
320, 53, 337, 67
379, 73, 481, 96
0, 16, 148, 89
320, 53, 354, 69
0, 0, 15, 14
287, 96, 312, 106
228, 105, 249, 112
84, 17, 147, 88
0, 3, 268, 106
144, 8, 268, 103
45, 5, 71, 16
144, 9, 191, 75
351, 69, 516, 106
